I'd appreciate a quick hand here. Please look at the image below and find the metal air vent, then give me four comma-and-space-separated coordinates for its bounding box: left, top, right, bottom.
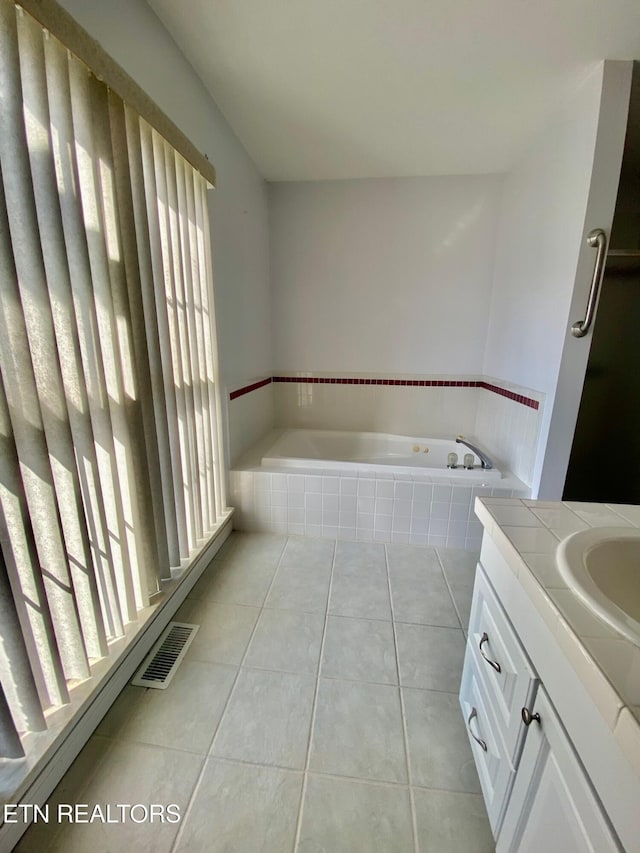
131, 622, 199, 689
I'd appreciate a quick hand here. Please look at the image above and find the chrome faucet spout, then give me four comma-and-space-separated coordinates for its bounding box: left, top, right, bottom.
455, 436, 494, 470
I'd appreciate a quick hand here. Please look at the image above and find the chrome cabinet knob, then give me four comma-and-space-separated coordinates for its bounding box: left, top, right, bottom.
521, 707, 541, 726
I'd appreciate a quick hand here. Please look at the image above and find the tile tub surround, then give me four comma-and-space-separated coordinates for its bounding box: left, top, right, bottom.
229, 372, 544, 488
474, 496, 640, 780
19, 533, 493, 853
230, 446, 529, 550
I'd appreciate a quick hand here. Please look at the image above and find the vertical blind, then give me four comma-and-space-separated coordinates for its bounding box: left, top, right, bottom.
0, 0, 225, 757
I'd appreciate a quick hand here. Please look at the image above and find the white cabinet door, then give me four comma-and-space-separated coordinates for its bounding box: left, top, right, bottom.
497, 687, 621, 853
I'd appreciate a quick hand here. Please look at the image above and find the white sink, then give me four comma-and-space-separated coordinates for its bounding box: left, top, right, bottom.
556, 526, 640, 647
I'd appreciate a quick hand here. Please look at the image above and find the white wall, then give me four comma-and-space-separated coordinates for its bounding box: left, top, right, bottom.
482, 61, 632, 496
56, 0, 274, 465
269, 176, 503, 374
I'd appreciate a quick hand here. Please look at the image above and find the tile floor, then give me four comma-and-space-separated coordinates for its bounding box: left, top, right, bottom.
18, 533, 494, 853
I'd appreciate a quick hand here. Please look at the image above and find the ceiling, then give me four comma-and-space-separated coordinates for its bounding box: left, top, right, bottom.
147, 0, 640, 181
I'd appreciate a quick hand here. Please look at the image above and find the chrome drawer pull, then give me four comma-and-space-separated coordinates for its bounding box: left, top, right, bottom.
479, 632, 501, 673
521, 707, 541, 727
467, 707, 488, 752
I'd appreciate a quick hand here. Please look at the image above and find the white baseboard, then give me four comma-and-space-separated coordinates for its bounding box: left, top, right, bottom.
0, 517, 232, 852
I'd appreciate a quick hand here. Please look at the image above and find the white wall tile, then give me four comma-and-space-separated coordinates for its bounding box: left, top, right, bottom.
358, 479, 376, 497
288, 508, 305, 524
393, 500, 412, 518
322, 477, 340, 494
414, 484, 433, 502
450, 503, 470, 522
271, 473, 288, 490
357, 497, 375, 514
288, 475, 305, 492
392, 516, 411, 533
433, 485, 452, 502
232, 464, 517, 551
411, 517, 430, 535
429, 519, 448, 537
339, 527, 357, 541
306, 493, 322, 510
340, 477, 358, 495
322, 494, 339, 512
254, 473, 272, 492
306, 509, 323, 526
376, 481, 395, 498
430, 502, 450, 520
339, 510, 357, 527
375, 498, 394, 515
305, 476, 322, 493
340, 495, 357, 512
394, 482, 414, 500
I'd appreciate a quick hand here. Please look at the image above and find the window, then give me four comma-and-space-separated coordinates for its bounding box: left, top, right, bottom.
0, 0, 227, 765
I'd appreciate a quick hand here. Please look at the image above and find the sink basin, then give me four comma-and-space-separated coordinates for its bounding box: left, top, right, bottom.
556, 526, 640, 647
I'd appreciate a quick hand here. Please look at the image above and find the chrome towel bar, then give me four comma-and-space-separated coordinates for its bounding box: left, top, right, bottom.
571, 228, 607, 338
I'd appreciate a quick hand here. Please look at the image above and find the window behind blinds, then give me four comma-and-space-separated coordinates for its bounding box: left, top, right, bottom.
0, 0, 227, 759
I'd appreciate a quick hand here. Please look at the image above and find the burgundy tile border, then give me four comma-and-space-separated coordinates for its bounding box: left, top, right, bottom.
229, 375, 539, 410
229, 377, 273, 400
478, 382, 539, 410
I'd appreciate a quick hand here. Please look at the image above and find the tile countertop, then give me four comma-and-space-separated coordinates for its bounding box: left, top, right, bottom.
474, 496, 640, 780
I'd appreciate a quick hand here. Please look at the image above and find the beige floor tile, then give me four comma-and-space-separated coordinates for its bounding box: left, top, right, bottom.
322, 616, 397, 684
23, 537, 496, 853
280, 535, 335, 570
177, 598, 260, 665
403, 688, 481, 793
390, 573, 458, 627
310, 678, 407, 783
437, 548, 479, 588
329, 570, 391, 621
413, 787, 493, 852
386, 544, 442, 574
298, 774, 413, 853
97, 661, 236, 754
175, 759, 302, 852
50, 739, 202, 853
449, 585, 474, 634
188, 560, 276, 607
211, 669, 315, 769
334, 540, 386, 573
244, 608, 324, 674
395, 623, 465, 691
265, 562, 332, 614
16, 736, 112, 852
216, 532, 287, 566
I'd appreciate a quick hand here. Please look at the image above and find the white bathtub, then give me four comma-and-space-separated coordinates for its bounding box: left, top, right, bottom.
231, 429, 528, 548
262, 429, 502, 480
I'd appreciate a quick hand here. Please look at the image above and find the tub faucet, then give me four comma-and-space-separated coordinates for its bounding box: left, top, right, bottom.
456, 436, 494, 470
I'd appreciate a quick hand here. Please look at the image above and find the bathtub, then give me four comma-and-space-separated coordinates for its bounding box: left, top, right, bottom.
231, 428, 527, 550
262, 429, 502, 480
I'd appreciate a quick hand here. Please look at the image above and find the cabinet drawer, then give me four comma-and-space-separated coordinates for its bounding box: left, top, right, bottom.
460, 645, 515, 835
468, 564, 538, 763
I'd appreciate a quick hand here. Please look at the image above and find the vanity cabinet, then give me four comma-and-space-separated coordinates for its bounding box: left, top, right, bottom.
460, 560, 621, 851
497, 687, 620, 852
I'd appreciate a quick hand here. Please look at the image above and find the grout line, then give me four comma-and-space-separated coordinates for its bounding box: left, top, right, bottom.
435, 549, 472, 638
292, 538, 337, 852
384, 544, 420, 853
169, 534, 291, 852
